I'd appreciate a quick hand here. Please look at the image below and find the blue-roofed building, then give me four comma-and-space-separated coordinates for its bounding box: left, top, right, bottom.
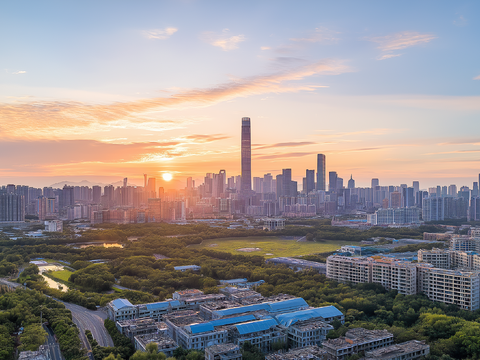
137, 300, 186, 320
219, 278, 248, 285
174, 265, 201, 272
230, 318, 286, 353
107, 299, 135, 321
212, 297, 309, 319
275, 307, 343, 348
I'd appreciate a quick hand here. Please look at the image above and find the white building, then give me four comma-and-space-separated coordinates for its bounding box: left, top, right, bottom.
44, 220, 63, 232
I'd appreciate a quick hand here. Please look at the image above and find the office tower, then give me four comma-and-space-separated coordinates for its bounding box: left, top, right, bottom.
348, 175, 355, 189
282, 169, 292, 197
0, 193, 25, 222
253, 177, 263, 193
448, 184, 457, 197
92, 186, 102, 204
473, 182, 479, 198
329, 172, 338, 192
241, 117, 252, 193
371, 179, 379, 188
403, 187, 415, 208
276, 174, 284, 197
305, 170, 315, 194
391, 192, 402, 208
336, 177, 343, 191
144, 174, 148, 189
147, 178, 156, 198
263, 173, 273, 193
158, 187, 165, 199
412, 181, 419, 195
186, 177, 194, 189
441, 186, 448, 197
227, 176, 235, 189
316, 154, 326, 191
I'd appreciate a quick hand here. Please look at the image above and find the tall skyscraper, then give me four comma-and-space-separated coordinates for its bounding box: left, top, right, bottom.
241, 117, 252, 193
329, 171, 338, 193
305, 170, 315, 194
316, 154, 326, 191
348, 175, 355, 189
412, 181, 420, 194
371, 178, 379, 188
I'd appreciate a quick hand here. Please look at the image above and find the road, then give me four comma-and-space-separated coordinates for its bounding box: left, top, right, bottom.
44, 325, 64, 360
61, 301, 114, 348
0, 278, 22, 288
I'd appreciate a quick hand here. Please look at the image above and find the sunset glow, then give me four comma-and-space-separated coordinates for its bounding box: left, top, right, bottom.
0, 1, 479, 188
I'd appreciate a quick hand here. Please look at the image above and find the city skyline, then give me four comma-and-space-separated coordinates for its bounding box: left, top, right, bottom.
1, 1, 480, 188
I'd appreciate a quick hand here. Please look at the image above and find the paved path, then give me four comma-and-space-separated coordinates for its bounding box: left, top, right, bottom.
44, 325, 64, 360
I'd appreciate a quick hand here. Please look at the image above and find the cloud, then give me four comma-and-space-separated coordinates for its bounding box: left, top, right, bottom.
369, 31, 436, 60
254, 141, 317, 150
453, 15, 468, 27
474, 75, 480, 80
143, 27, 178, 40
180, 134, 231, 143
12, 70, 27, 75
0, 60, 351, 139
290, 27, 339, 43
201, 30, 245, 51
378, 54, 402, 61
261, 46, 271, 50
254, 152, 315, 160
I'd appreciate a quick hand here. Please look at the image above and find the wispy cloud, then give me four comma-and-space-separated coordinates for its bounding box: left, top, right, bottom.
474, 75, 480, 80
201, 29, 245, 51
453, 15, 468, 27
179, 134, 231, 143
5, 69, 27, 75
0, 60, 351, 139
143, 27, 178, 40
260, 46, 271, 51
254, 141, 317, 150
369, 31, 436, 60
290, 27, 339, 43
255, 152, 315, 160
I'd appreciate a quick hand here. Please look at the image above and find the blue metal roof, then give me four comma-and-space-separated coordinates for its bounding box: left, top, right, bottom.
174, 265, 200, 270
111, 298, 133, 311
276, 306, 343, 327
235, 318, 278, 335
268, 298, 308, 313
145, 301, 170, 310
169, 300, 181, 307
187, 314, 257, 334
213, 303, 270, 317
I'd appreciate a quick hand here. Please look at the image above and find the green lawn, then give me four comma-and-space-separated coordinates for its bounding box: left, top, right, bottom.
49, 269, 74, 282
189, 236, 353, 258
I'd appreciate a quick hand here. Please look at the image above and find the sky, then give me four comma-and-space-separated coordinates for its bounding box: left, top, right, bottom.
1, 0, 480, 189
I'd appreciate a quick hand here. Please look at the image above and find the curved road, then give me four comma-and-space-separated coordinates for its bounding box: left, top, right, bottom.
61, 302, 114, 348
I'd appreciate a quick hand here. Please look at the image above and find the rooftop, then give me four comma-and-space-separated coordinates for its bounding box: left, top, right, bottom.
323, 328, 393, 350
205, 343, 240, 355
117, 318, 156, 327
110, 298, 134, 311
276, 306, 343, 327
163, 310, 204, 327
135, 333, 177, 349
234, 317, 279, 335
364, 340, 429, 360
265, 345, 327, 360
185, 314, 257, 334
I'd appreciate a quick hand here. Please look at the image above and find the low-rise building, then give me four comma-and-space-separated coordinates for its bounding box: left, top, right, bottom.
263, 218, 285, 231
229, 318, 286, 353
265, 345, 327, 360
19, 346, 51, 360
174, 265, 201, 272
205, 343, 242, 360
322, 328, 394, 360
364, 340, 430, 360
116, 318, 160, 340
107, 299, 136, 321
134, 333, 178, 358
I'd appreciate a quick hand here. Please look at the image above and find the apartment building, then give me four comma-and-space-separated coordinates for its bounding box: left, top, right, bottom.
326, 256, 371, 285
420, 268, 480, 311
116, 318, 167, 340
418, 248, 451, 269
327, 256, 417, 295
205, 344, 242, 360
322, 328, 394, 360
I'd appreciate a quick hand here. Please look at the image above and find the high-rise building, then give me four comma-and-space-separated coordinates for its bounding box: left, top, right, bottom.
316, 154, 326, 191
403, 187, 415, 208
241, 117, 252, 193
448, 184, 457, 197
282, 169, 293, 197
263, 173, 273, 194
371, 178, 379, 188
328, 172, 338, 193
348, 175, 355, 189
413, 181, 419, 195
0, 193, 25, 222
305, 170, 315, 194
92, 185, 102, 204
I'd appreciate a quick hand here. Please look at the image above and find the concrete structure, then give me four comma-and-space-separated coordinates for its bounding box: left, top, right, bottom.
211, 298, 309, 319
44, 220, 63, 232
322, 328, 394, 360
19, 346, 50, 360
368, 207, 420, 225
418, 248, 451, 269
173, 289, 204, 299
327, 256, 418, 295
266, 257, 326, 274
263, 218, 285, 231
134, 333, 178, 357
116, 318, 167, 340
364, 340, 430, 360
205, 343, 242, 360
174, 265, 201, 272
339, 245, 361, 255
266, 345, 327, 360
229, 318, 286, 353
107, 298, 186, 322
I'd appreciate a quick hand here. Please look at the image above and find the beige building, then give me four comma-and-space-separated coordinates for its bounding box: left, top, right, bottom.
418, 248, 451, 269
326, 256, 372, 285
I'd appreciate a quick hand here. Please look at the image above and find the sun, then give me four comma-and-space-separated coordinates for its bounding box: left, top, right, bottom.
162, 173, 173, 181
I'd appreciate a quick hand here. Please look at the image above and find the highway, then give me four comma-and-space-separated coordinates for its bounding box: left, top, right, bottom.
44, 325, 64, 360
61, 301, 114, 348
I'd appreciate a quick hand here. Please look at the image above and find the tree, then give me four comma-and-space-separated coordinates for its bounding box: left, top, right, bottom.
19, 325, 48, 351
103, 354, 123, 360
130, 343, 166, 360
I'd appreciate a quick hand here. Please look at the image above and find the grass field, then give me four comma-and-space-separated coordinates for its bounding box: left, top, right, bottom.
49, 269, 74, 282
189, 236, 353, 258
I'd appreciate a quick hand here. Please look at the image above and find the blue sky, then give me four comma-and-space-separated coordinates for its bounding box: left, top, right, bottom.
1, 1, 479, 188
